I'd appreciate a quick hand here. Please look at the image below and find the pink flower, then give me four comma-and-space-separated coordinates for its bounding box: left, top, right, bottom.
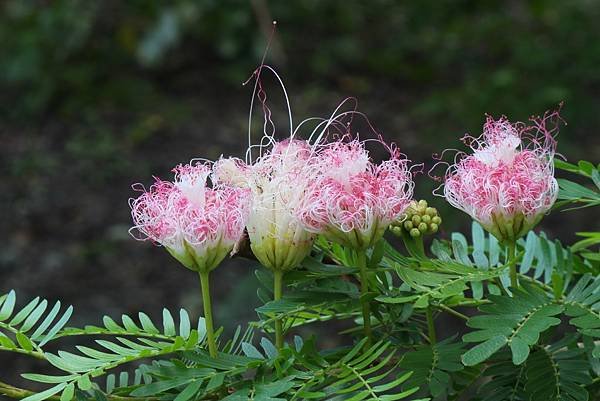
213, 139, 317, 271
298, 139, 414, 249
440, 111, 561, 243
130, 162, 250, 272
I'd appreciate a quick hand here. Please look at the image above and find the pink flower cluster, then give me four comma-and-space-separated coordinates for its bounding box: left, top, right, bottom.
130, 101, 561, 269
130, 162, 250, 272
298, 140, 414, 249
442, 111, 561, 242
131, 133, 415, 271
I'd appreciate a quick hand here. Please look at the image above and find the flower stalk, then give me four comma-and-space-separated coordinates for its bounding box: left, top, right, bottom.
199, 271, 217, 358
356, 250, 373, 347
507, 241, 518, 289
273, 270, 284, 350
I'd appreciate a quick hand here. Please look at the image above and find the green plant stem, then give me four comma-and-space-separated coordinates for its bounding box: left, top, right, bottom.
426, 305, 436, 344
356, 250, 373, 347
518, 273, 555, 294
199, 271, 217, 358
0, 345, 45, 360
273, 270, 284, 350
0, 381, 157, 401
508, 241, 518, 289
437, 304, 469, 321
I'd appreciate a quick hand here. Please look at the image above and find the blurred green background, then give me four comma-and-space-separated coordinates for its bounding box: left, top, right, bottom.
1, 0, 599, 380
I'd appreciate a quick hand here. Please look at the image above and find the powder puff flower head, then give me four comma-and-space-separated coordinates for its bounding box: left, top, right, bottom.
129, 161, 250, 358
214, 139, 316, 272
129, 162, 250, 273
214, 137, 318, 352
440, 110, 562, 244
299, 138, 414, 250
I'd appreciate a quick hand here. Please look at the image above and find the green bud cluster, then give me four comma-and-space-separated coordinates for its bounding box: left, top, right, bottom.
389, 200, 442, 238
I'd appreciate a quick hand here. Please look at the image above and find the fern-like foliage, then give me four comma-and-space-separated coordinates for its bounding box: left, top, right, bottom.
21, 308, 206, 401
0, 290, 73, 357
295, 339, 424, 401
554, 159, 600, 209
562, 274, 600, 357
430, 222, 577, 295
252, 261, 361, 332
518, 229, 580, 290
430, 223, 510, 297
400, 337, 464, 399
478, 349, 527, 401
112, 337, 424, 401
378, 255, 506, 309
462, 284, 563, 366
477, 335, 594, 401
524, 336, 593, 401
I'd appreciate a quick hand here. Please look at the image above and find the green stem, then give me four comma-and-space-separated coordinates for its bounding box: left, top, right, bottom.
437, 304, 469, 321
0, 345, 45, 360
0, 381, 158, 401
356, 250, 373, 347
273, 270, 284, 350
199, 271, 217, 358
426, 305, 436, 344
508, 241, 518, 289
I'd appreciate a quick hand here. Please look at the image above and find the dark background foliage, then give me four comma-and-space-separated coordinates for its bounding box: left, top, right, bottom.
1, 0, 599, 383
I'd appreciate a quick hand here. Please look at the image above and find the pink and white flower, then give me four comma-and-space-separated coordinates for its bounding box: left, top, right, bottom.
130, 162, 250, 272
298, 139, 414, 249
440, 111, 561, 243
214, 139, 317, 271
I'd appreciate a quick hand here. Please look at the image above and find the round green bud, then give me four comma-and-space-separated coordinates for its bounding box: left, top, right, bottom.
412, 215, 421, 225
421, 214, 431, 224
418, 199, 428, 208
429, 223, 439, 233
403, 221, 413, 230
410, 228, 421, 238
392, 226, 403, 236
426, 207, 437, 217
418, 222, 428, 233
432, 216, 442, 225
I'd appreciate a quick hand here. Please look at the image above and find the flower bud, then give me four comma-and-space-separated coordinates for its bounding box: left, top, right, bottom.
389, 199, 443, 238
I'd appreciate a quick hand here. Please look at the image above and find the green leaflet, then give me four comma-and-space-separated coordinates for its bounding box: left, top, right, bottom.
20, 307, 207, 401
524, 338, 592, 401
462, 284, 563, 366
0, 290, 73, 356
384, 260, 506, 308
401, 337, 464, 399
563, 274, 600, 357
